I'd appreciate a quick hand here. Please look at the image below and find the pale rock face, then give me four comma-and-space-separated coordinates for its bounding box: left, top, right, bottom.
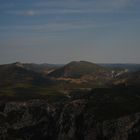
14, 62, 24, 68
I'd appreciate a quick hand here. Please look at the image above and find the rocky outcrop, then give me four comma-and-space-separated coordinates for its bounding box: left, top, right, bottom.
0, 98, 140, 140
58, 99, 140, 140
0, 100, 59, 140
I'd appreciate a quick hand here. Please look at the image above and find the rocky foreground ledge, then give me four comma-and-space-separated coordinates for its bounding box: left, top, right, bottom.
0, 90, 140, 140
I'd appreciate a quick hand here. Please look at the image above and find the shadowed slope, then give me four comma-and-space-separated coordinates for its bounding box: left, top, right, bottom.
0, 63, 51, 87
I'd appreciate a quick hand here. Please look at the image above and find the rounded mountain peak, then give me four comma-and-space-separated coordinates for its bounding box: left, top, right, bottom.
48, 60, 107, 78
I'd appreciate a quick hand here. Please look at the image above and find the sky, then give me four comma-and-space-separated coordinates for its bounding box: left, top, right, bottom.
0, 0, 140, 64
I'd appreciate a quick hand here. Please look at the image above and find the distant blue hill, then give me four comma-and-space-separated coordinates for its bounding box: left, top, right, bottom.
98, 63, 140, 72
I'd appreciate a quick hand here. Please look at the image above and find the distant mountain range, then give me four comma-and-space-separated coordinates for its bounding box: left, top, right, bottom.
12, 62, 62, 74
99, 63, 140, 72
0, 61, 139, 88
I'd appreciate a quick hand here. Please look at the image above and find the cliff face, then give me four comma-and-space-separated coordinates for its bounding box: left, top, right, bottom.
58, 99, 140, 140
0, 100, 58, 140
0, 99, 140, 140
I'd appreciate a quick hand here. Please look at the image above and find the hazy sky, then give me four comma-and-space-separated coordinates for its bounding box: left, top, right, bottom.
0, 0, 140, 64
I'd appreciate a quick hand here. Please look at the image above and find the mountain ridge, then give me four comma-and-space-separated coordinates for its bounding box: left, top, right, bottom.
48, 61, 109, 78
